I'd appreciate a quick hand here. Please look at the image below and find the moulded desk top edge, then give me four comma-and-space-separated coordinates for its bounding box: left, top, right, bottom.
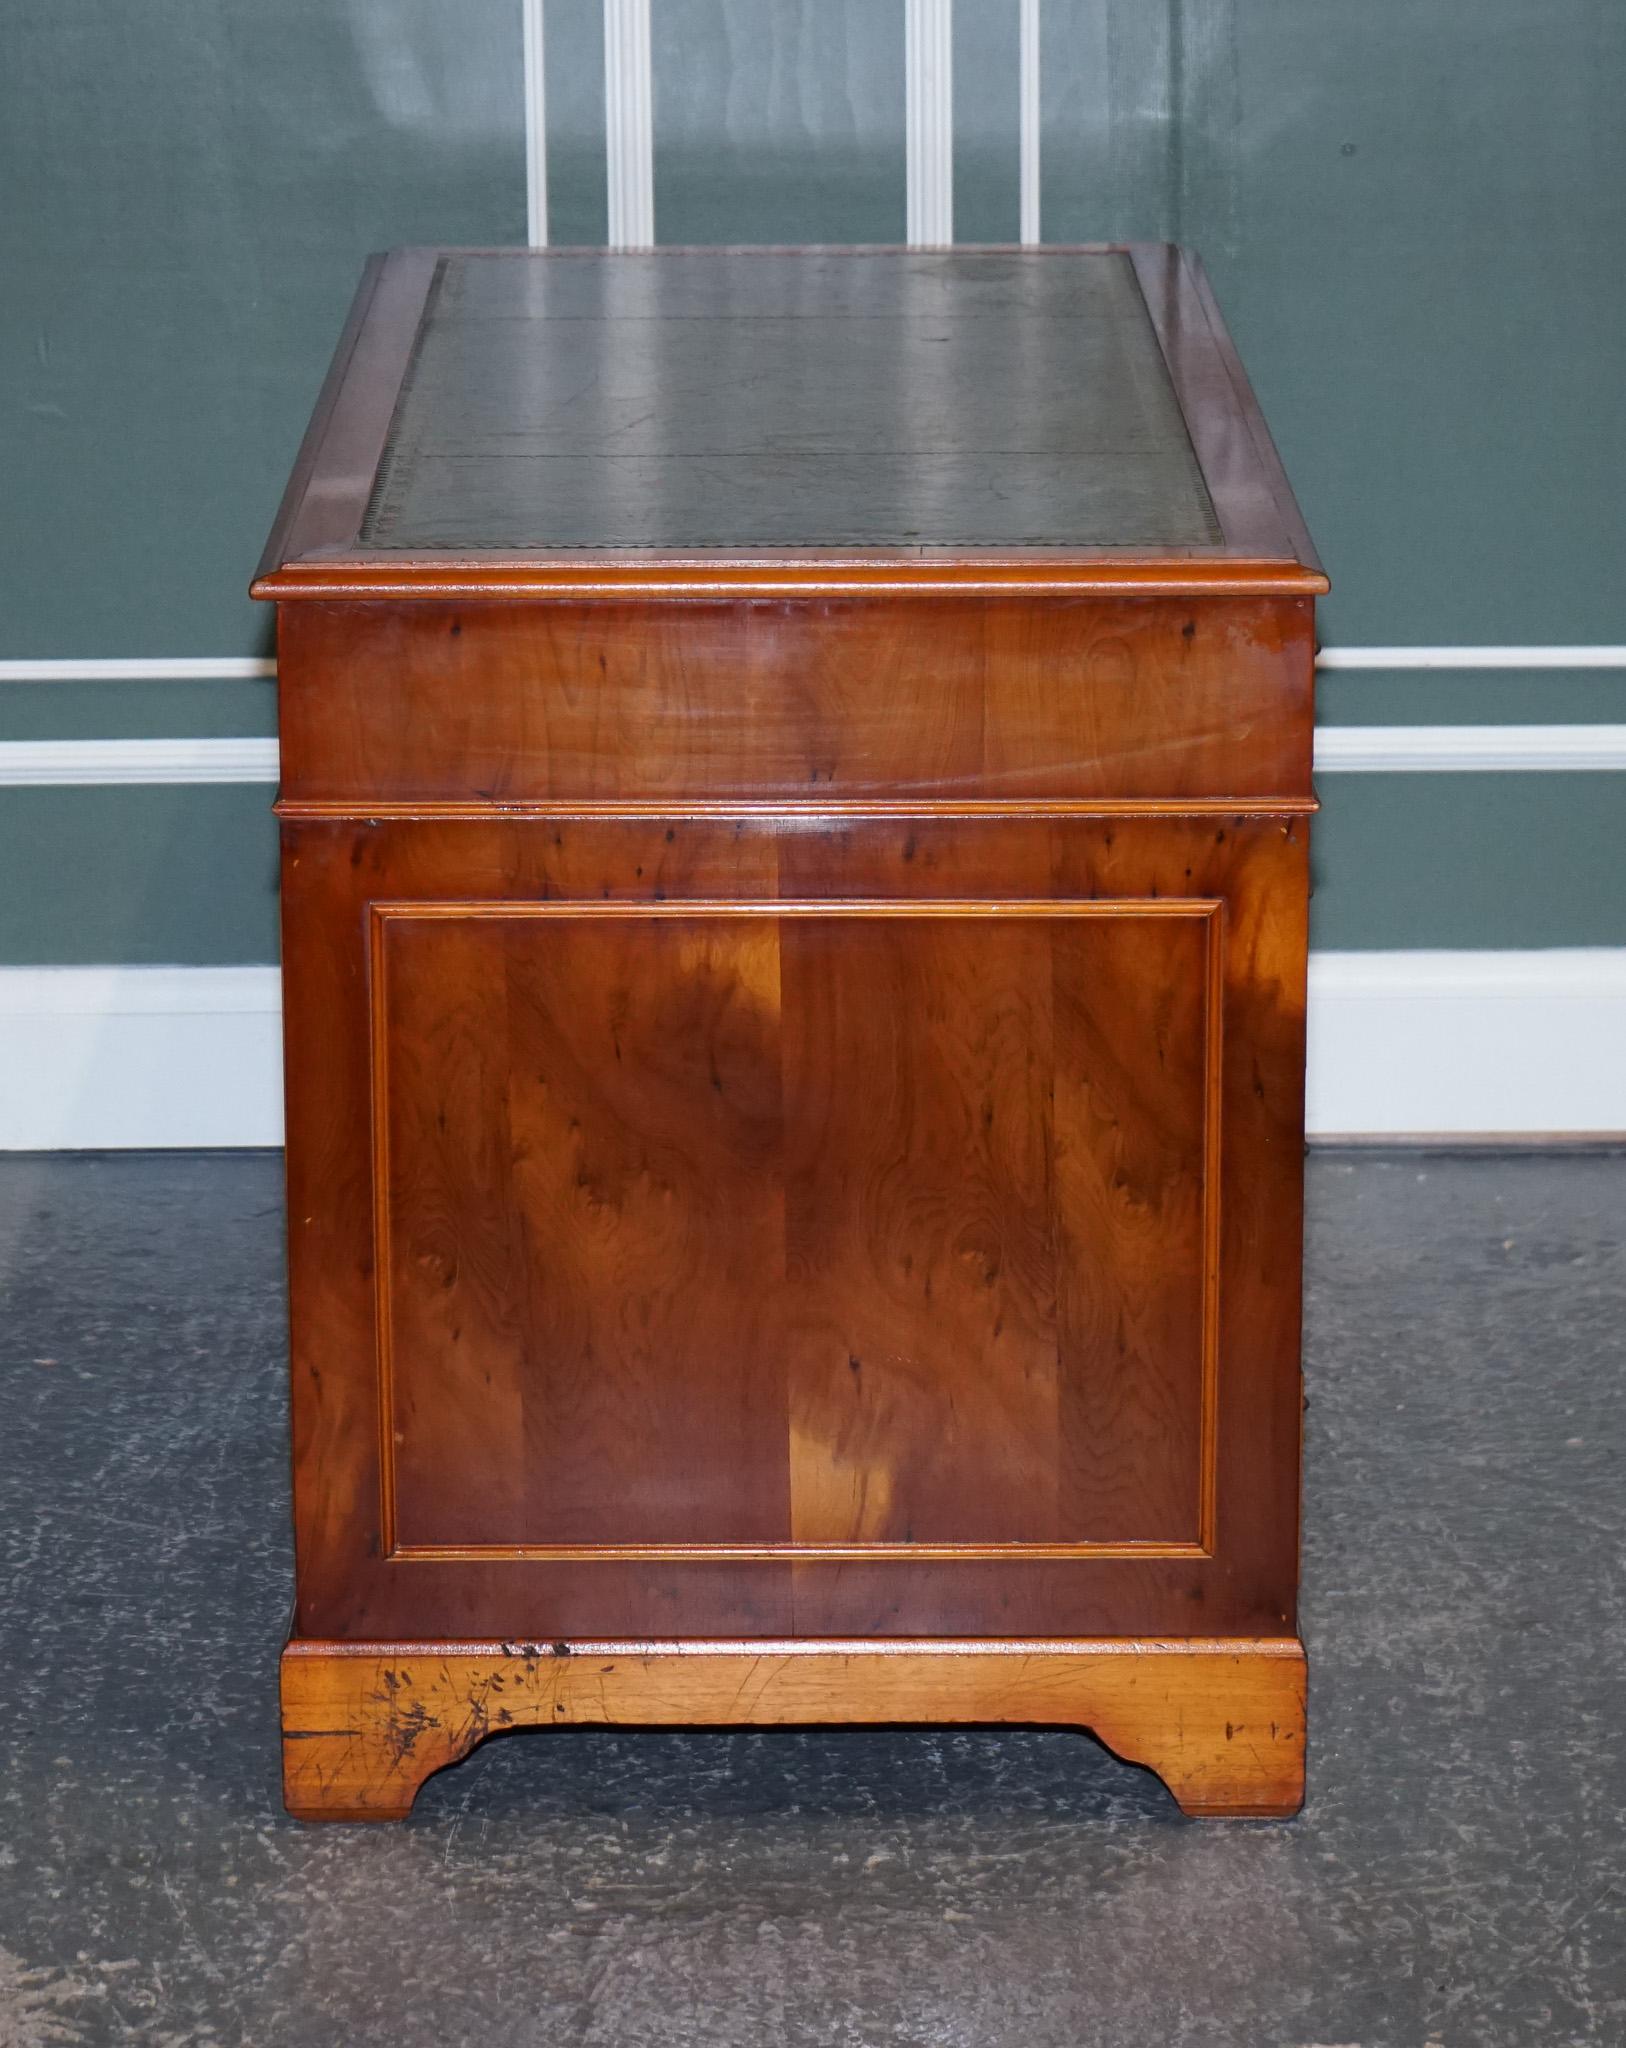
252, 555, 1328, 601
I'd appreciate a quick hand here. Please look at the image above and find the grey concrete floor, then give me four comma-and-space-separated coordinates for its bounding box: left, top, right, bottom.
0, 1151, 1622, 2048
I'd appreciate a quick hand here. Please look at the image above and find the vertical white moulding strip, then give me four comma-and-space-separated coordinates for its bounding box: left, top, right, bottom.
905, 0, 954, 245
523, 0, 549, 246
1019, 0, 1041, 245
604, 0, 655, 247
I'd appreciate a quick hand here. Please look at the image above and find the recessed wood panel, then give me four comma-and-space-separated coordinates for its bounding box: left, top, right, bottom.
373, 901, 1217, 1562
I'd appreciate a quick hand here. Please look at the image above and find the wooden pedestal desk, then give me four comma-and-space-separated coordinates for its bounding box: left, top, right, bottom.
254, 245, 1325, 1822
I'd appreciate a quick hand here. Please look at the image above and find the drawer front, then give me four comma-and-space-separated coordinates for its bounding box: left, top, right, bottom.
275, 595, 1314, 808
280, 811, 1307, 1642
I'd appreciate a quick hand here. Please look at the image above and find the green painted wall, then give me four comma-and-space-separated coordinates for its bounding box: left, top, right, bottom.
653, 1, 906, 245
1313, 775, 1626, 951
2, 0, 525, 664
0, 790, 280, 966
2, 0, 1622, 963
546, 0, 608, 245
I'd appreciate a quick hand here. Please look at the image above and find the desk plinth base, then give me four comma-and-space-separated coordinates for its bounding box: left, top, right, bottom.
280, 1635, 1306, 1823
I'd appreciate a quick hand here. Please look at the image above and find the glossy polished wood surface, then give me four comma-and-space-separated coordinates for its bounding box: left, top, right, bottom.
259, 245, 1320, 1820
377, 903, 1212, 1557
274, 595, 1315, 809
279, 809, 1306, 1644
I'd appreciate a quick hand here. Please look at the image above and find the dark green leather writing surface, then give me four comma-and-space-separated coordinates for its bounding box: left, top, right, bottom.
360, 250, 1220, 551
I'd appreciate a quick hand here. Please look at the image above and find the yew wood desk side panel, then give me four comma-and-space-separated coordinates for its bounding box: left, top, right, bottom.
277, 800, 1308, 1647
261, 244, 1320, 1821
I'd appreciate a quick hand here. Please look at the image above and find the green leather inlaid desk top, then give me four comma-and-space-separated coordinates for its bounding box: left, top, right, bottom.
358, 249, 1222, 553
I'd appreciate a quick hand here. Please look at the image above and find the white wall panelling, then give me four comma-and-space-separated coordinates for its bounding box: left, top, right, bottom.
522, 0, 548, 246
0, 969, 285, 1150
1313, 725, 1626, 773
1019, 0, 1041, 245
603, 0, 654, 247
905, 0, 954, 245
1306, 950, 1626, 1139
1316, 646, 1626, 670
0, 658, 276, 682
0, 740, 281, 787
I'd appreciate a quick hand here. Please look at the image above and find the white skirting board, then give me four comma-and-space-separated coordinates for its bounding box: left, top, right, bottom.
0, 968, 285, 1151
0, 953, 1623, 1150
1304, 950, 1626, 1139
